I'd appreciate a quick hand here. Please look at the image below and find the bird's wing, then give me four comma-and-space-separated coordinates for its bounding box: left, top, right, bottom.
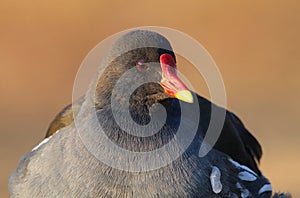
196, 95, 262, 174
45, 96, 85, 138
228, 112, 263, 163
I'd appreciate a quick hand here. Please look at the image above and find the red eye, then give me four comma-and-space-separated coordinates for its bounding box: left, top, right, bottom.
137, 60, 148, 71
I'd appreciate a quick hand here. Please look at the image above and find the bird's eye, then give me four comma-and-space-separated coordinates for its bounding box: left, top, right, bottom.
137, 60, 148, 71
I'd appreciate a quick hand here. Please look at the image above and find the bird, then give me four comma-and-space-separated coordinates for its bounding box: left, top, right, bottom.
9, 30, 291, 198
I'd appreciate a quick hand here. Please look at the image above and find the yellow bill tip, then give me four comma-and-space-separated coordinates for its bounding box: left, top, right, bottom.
174, 90, 194, 103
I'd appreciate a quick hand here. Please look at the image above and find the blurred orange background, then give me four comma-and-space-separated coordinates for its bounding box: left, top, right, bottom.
1, 1, 299, 197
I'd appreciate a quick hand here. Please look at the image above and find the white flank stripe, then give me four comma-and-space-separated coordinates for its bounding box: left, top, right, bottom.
210, 166, 222, 194
228, 158, 257, 176
258, 184, 272, 195
32, 136, 51, 151
241, 188, 250, 198
238, 171, 257, 181
236, 182, 251, 198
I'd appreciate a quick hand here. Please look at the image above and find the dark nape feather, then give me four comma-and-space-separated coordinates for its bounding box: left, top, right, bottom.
229, 112, 263, 163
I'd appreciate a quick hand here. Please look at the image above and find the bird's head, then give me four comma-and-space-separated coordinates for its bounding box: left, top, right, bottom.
94, 30, 193, 111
